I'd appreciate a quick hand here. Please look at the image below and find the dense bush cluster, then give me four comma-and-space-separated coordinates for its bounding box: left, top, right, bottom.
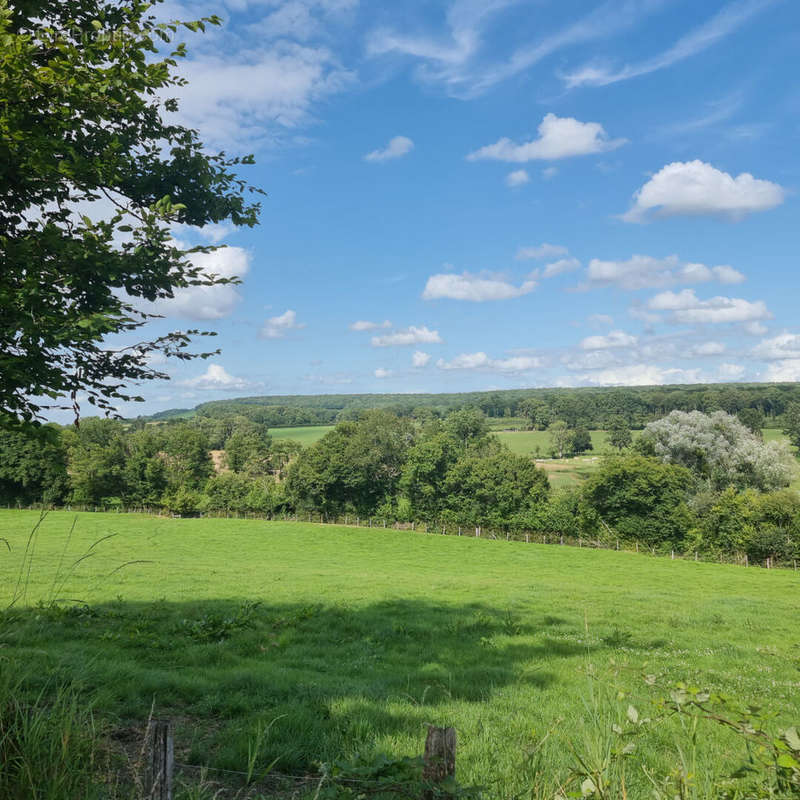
2, 405, 799, 562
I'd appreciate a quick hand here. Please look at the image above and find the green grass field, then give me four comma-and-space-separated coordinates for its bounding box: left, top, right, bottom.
1, 510, 798, 797
268, 425, 334, 446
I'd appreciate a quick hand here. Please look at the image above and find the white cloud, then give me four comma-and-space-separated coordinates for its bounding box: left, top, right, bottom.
764, 360, 800, 382
174, 43, 354, 150
181, 363, 259, 391
467, 113, 626, 162
751, 333, 800, 360
374, 367, 393, 378
622, 161, 785, 223
580, 330, 638, 350
260, 309, 306, 339
647, 289, 771, 324
690, 341, 726, 356
588, 314, 614, 327
505, 169, 530, 187
583, 253, 745, 290
718, 363, 745, 380
436, 352, 543, 373
412, 350, 431, 367
578, 364, 700, 386
542, 166, 558, 179
422, 271, 537, 301
744, 321, 768, 336
563, 0, 776, 88
172, 221, 236, 244
146, 245, 250, 320
542, 257, 581, 278
516, 243, 569, 260
712, 265, 747, 284
364, 135, 414, 162
371, 326, 442, 347
349, 319, 392, 331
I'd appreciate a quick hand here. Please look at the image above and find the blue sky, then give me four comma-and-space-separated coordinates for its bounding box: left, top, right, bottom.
103, 0, 800, 416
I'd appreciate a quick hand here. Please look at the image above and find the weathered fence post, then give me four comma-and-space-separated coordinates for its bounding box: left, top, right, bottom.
144, 719, 173, 800
423, 725, 456, 798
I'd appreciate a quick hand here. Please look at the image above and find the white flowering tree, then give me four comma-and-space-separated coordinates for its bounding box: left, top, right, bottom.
637, 410, 796, 492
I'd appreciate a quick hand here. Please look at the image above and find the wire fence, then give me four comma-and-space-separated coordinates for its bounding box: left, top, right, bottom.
5, 502, 799, 571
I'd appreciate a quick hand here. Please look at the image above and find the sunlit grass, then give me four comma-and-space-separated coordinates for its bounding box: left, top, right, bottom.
1, 510, 798, 796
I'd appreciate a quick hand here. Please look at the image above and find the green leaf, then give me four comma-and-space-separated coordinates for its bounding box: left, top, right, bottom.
777, 753, 800, 770
785, 727, 800, 752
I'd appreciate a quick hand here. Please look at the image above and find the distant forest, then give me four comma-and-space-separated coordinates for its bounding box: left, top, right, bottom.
140, 383, 800, 429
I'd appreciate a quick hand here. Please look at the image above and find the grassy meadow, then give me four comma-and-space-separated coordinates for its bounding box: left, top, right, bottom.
1, 510, 799, 797
268, 425, 334, 446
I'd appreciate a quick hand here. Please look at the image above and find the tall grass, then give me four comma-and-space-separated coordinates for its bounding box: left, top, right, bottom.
0, 676, 104, 800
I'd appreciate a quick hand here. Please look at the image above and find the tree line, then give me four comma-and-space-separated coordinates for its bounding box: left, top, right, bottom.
3, 405, 800, 563
162, 382, 800, 431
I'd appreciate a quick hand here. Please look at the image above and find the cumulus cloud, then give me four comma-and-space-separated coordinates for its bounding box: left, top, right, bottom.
371, 326, 442, 347
174, 43, 355, 150
744, 321, 768, 336
580, 330, 637, 350
436, 352, 543, 372
422, 271, 537, 301
751, 333, 800, 360
542, 257, 581, 278
412, 350, 431, 367
467, 113, 626, 162
145, 245, 251, 320
374, 367, 393, 378
718, 363, 745, 379
505, 169, 530, 187
583, 254, 745, 290
516, 242, 569, 260
647, 289, 771, 324
690, 341, 726, 356
622, 161, 785, 223
577, 364, 701, 386
260, 309, 306, 339
181, 363, 260, 391
764, 360, 800, 382
364, 135, 414, 162
349, 319, 392, 331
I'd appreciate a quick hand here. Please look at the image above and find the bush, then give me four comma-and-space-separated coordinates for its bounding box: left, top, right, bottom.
579, 455, 695, 547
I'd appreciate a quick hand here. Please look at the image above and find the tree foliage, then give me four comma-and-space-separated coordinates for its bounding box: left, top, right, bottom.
0, 0, 262, 422
637, 410, 795, 492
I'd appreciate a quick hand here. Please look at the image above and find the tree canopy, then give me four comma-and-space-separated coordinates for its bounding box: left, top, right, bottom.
0, 0, 262, 423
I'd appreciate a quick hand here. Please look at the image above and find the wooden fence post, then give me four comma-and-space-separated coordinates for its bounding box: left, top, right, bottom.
144, 719, 173, 800
423, 725, 456, 797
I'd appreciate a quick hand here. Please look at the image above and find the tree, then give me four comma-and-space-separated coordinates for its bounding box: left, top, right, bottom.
607, 417, 633, 452
637, 410, 795, 492
0, 424, 69, 504
737, 408, 765, 437
1, 0, 262, 423
286, 412, 413, 515
782, 402, 800, 449
570, 426, 593, 456
580, 455, 695, 547
548, 420, 570, 459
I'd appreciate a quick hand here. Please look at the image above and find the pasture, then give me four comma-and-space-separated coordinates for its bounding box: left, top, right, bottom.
1, 510, 798, 797
268, 425, 334, 446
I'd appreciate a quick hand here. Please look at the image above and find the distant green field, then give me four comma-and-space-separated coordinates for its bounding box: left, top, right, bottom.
1, 510, 798, 797
495, 429, 614, 456
268, 424, 334, 445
